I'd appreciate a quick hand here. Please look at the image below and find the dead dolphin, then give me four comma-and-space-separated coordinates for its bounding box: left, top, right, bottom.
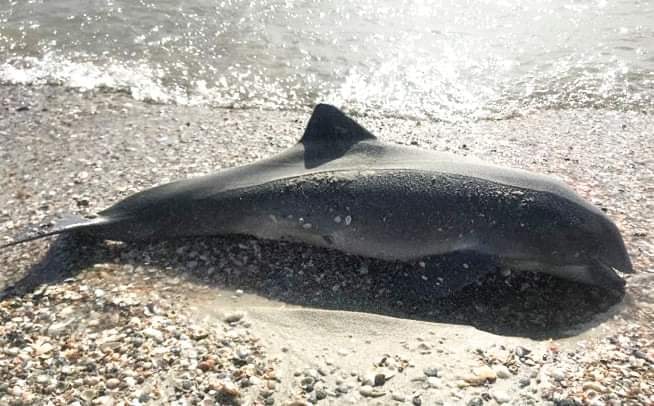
1, 104, 632, 292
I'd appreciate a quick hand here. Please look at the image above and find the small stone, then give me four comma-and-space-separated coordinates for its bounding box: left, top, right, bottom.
550, 368, 565, 381
35, 375, 50, 385
427, 377, 441, 388
464, 365, 496, 386
423, 367, 439, 377
392, 393, 406, 402
220, 381, 240, 397
336, 383, 351, 393
235, 289, 244, 297
359, 385, 385, 398
300, 376, 315, 390
493, 364, 511, 379
236, 346, 250, 359
48, 318, 75, 336
583, 381, 607, 393
492, 389, 511, 404
374, 373, 387, 386
315, 387, 328, 400
142, 327, 164, 342
81, 389, 96, 401
33, 342, 54, 355
93, 396, 114, 406
137, 391, 150, 402
106, 378, 120, 390
467, 397, 483, 406
224, 312, 245, 323
345, 215, 352, 225
5, 347, 19, 356
198, 359, 215, 372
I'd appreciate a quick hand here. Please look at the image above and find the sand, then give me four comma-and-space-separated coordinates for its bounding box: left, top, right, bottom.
0, 84, 653, 405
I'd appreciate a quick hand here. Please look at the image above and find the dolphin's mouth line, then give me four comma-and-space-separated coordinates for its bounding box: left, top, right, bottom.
593, 257, 621, 274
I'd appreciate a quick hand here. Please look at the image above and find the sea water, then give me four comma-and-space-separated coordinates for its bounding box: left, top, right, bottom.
1, 0, 652, 121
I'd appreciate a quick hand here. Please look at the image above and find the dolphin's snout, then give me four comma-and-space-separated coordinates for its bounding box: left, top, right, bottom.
596, 219, 634, 275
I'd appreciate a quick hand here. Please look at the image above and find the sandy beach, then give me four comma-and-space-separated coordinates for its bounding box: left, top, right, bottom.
1, 84, 653, 405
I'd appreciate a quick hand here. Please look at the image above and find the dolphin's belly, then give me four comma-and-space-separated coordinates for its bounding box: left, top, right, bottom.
224, 170, 509, 261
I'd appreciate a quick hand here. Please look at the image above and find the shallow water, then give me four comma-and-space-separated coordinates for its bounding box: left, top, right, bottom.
1, 0, 653, 121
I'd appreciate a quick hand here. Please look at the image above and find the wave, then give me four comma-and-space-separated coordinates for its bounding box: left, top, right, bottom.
1, 53, 651, 122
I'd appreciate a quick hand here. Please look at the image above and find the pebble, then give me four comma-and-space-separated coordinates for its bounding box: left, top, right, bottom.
220, 381, 240, 397
464, 365, 497, 385
337, 383, 351, 393
142, 327, 164, 342
550, 368, 566, 381
362, 369, 394, 387
47, 319, 74, 336
105, 378, 120, 389
467, 397, 483, 406
93, 396, 114, 406
583, 381, 607, 393
81, 389, 96, 401
284, 400, 309, 406
35, 375, 50, 385
493, 364, 511, 379
236, 346, 250, 359
224, 311, 245, 323
427, 377, 441, 388
392, 393, 406, 402
492, 389, 511, 404
33, 341, 54, 355
359, 385, 385, 398
315, 387, 328, 400
424, 367, 439, 377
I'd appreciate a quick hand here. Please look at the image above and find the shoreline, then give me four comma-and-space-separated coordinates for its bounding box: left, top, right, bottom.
0, 84, 653, 405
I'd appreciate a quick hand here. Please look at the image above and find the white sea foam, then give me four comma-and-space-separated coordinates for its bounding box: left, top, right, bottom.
0, 53, 179, 103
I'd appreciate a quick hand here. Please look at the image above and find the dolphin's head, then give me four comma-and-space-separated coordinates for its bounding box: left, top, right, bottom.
496, 185, 632, 289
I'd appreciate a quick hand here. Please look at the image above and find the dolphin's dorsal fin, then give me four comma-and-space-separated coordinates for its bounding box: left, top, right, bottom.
300, 104, 376, 146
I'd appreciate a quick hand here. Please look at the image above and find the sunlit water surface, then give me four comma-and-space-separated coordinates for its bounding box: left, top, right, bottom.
1, 0, 652, 120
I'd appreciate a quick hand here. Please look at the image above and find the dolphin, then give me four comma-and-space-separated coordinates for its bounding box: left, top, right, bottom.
1, 104, 633, 292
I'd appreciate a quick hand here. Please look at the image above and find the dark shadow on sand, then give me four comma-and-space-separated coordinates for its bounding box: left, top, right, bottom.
1, 234, 625, 339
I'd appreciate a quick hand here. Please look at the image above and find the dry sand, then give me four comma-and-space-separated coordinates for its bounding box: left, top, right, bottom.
0, 84, 653, 405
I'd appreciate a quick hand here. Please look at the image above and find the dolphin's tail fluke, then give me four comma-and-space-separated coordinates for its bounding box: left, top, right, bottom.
0, 214, 110, 250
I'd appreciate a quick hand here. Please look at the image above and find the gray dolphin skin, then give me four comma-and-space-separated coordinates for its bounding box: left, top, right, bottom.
2, 104, 633, 292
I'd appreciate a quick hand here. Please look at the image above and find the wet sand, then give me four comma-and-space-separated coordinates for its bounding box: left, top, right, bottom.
1, 84, 653, 405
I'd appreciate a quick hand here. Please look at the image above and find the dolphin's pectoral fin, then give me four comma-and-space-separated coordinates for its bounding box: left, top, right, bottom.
300, 104, 378, 168
419, 253, 498, 298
